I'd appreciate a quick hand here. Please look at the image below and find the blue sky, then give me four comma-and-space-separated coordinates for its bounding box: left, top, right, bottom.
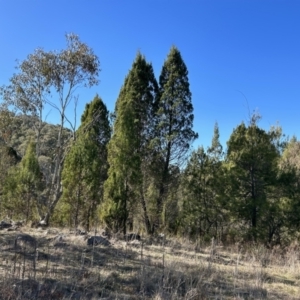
1, 0, 300, 150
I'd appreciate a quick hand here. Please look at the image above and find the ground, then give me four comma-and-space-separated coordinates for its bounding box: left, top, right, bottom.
0, 227, 300, 299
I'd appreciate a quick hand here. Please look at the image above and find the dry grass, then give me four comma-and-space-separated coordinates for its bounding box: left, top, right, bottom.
0, 227, 300, 299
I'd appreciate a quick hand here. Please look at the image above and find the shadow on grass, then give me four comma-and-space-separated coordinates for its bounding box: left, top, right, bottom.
1, 230, 296, 299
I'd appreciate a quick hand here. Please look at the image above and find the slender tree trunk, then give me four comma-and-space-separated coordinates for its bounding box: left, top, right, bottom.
40, 114, 65, 226
75, 191, 81, 229
140, 190, 152, 234
155, 140, 171, 233
86, 205, 91, 232
26, 193, 30, 223
122, 200, 127, 236
250, 168, 257, 230
122, 179, 128, 235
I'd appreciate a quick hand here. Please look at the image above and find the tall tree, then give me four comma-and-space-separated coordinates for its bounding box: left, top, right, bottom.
225, 116, 280, 242
1, 33, 100, 225
60, 95, 110, 231
0, 49, 51, 156
103, 53, 158, 234
155, 46, 198, 232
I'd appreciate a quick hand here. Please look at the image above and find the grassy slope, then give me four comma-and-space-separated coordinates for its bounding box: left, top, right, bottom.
0, 227, 299, 299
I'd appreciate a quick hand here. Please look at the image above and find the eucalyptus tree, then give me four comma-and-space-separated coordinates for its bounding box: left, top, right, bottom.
155, 46, 198, 232
0, 33, 100, 225
103, 53, 158, 234
0, 49, 51, 156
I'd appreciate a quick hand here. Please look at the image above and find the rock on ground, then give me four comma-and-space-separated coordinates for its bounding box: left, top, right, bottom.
87, 236, 110, 246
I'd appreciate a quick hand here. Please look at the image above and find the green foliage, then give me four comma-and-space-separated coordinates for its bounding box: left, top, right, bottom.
2, 141, 42, 221
103, 53, 158, 234
276, 138, 300, 239
157, 46, 198, 163
280, 137, 300, 170
59, 95, 110, 231
0, 143, 21, 215
154, 46, 198, 232
225, 119, 286, 243
180, 123, 225, 240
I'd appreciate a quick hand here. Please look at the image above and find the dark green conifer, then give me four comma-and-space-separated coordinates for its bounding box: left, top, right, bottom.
60, 95, 110, 231
103, 53, 158, 234
155, 46, 198, 232
226, 119, 280, 242
3, 141, 41, 221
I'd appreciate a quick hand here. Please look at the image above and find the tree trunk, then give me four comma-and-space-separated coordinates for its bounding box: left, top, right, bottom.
140, 191, 152, 234
155, 140, 171, 233
39, 115, 64, 226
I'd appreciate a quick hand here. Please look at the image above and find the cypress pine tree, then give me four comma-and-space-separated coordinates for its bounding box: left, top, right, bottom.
155, 46, 198, 232
103, 53, 158, 234
180, 124, 226, 239
60, 95, 110, 231
3, 141, 42, 221
208, 122, 223, 161
226, 119, 280, 242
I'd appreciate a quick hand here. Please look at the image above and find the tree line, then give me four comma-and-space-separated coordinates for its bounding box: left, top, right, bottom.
1, 34, 300, 246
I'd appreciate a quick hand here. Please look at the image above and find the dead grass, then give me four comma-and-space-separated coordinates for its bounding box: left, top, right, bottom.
0, 227, 299, 299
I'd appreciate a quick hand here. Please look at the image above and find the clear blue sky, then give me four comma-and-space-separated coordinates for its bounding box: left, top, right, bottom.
1, 0, 300, 150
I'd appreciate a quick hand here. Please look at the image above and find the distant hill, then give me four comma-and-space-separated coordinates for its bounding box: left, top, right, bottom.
2, 114, 72, 159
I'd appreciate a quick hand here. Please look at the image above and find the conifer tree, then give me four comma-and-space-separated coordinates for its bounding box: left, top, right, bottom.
155, 46, 198, 232
103, 53, 158, 234
225, 117, 280, 242
180, 124, 225, 239
208, 122, 223, 161
266, 137, 300, 243
60, 95, 110, 231
3, 141, 42, 221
